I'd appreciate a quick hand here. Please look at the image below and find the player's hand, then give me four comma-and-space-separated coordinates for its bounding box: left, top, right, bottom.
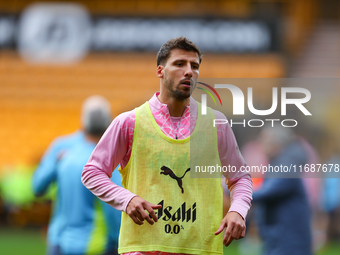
214, 211, 246, 246
126, 196, 162, 225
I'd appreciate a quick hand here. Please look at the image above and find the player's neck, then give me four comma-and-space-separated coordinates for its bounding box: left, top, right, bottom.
157, 93, 189, 117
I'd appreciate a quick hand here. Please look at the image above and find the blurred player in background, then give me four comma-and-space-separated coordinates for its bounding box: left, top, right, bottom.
82, 37, 253, 254
252, 126, 312, 255
32, 96, 122, 255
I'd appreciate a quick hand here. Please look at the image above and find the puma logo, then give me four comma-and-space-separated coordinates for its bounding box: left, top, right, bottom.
160, 166, 190, 194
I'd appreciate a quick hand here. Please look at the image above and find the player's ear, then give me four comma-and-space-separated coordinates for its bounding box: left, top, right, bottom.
156, 65, 164, 78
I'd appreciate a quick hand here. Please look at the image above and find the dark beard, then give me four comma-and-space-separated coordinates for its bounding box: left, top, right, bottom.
164, 74, 191, 101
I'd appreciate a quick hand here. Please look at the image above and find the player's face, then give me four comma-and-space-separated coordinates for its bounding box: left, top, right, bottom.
160, 49, 200, 101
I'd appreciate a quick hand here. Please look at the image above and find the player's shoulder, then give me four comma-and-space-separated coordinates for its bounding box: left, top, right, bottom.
116, 109, 135, 120
194, 99, 227, 121
63, 140, 95, 162
50, 131, 84, 149
210, 108, 228, 121
208, 108, 234, 133
111, 109, 136, 129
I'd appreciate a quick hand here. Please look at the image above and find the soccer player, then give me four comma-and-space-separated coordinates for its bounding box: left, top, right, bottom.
33, 96, 121, 255
82, 37, 253, 255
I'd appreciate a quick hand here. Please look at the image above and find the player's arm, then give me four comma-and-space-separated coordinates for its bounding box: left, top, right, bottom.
81, 111, 161, 225
213, 110, 253, 246
32, 139, 62, 196
82, 111, 136, 210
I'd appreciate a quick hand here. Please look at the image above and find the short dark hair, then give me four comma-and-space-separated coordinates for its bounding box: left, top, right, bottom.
156, 37, 202, 66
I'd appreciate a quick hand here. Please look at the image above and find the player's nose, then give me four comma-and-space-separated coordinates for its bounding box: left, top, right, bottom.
184, 63, 193, 78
